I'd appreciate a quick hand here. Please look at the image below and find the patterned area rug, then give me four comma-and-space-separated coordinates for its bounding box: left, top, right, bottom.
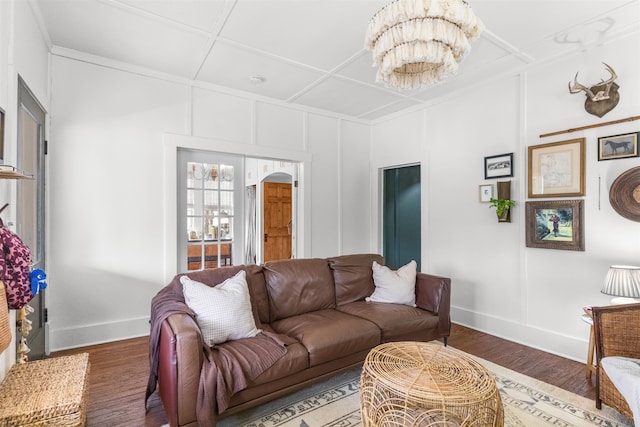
217, 349, 633, 427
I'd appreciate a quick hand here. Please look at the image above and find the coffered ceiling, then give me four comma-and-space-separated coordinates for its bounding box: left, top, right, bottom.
34, 0, 640, 120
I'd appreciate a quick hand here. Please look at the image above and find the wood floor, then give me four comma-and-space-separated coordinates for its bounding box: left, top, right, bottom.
52, 322, 597, 426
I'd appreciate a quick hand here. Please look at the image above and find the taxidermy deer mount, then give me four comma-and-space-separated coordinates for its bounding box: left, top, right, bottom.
568, 63, 619, 118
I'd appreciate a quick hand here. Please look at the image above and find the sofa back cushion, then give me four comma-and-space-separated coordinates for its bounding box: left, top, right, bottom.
263, 258, 335, 322
328, 254, 383, 306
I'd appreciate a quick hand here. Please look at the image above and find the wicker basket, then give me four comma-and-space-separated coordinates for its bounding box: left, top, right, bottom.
360, 341, 503, 427
0, 281, 10, 353
0, 353, 90, 426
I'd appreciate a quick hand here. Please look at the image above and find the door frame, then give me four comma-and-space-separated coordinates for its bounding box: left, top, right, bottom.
16, 76, 47, 358
378, 162, 422, 269
163, 134, 311, 282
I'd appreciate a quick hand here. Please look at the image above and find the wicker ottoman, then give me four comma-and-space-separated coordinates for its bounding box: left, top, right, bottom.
0, 353, 90, 426
360, 341, 503, 427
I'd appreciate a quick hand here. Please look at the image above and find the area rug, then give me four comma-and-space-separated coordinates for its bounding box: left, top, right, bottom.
216, 349, 633, 427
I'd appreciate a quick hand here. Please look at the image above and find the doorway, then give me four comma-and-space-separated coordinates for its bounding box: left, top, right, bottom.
382, 164, 421, 271
262, 180, 292, 262
17, 77, 47, 359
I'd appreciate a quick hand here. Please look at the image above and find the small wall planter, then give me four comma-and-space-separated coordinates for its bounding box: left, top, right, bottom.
490, 181, 514, 223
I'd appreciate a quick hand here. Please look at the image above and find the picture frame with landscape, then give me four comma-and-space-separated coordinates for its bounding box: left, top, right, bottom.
484, 153, 513, 179
528, 138, 585, 198
525, 200, 584, 251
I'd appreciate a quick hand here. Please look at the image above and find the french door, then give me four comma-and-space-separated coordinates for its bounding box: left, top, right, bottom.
17, 77, 47, 359
177, 150, 244, 273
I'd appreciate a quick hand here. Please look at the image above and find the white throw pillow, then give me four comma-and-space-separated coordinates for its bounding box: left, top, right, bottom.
181, 270, 260, 346
366, 260, 417, 307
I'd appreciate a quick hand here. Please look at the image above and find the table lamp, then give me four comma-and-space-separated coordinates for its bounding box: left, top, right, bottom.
601, 265, 640, 304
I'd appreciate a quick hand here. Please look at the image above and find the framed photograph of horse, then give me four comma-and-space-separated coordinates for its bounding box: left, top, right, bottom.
528, 138, 585, 198
525, 200, 584, 251
598, 132, 639, 161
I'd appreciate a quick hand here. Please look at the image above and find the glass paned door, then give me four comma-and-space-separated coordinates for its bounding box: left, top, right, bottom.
178, 150, 243, 273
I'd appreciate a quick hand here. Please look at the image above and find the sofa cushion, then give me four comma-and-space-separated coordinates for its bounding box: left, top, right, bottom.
271, 309, 381, 366
181, 271, 260, 346
245, 334, 309, 386
328, 254, 384, 306
263, 258, 335, 322
337, 300, 438, 342
366, 260, 417, 307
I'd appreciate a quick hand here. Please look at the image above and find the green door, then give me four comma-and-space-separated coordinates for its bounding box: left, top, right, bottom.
383, 165, 421, 271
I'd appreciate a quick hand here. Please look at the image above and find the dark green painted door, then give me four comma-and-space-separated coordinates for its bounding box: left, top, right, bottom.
383, 165, 421, 271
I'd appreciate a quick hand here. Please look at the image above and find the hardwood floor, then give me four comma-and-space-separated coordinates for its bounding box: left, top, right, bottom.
52, 322, 597, 426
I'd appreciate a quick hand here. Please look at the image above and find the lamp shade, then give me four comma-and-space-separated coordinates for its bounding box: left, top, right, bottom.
601, 265, 640, 299
365, 0, 483, 89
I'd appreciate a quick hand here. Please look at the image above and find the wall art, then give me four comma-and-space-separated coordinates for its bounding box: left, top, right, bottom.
484, 153, 513, 179
525, 200, 584, 251
479, 184, 493, 203
528, 138, 585, 198
597, 131, 639, 161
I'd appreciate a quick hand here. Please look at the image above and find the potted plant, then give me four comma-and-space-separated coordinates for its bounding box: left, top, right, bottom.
489, 197, 515, 222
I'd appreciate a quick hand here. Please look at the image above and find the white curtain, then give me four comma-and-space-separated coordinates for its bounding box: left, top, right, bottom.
244, 185, 257, 264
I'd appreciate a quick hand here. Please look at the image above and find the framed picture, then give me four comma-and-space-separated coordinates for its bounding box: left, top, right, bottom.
528, 138, 585, 198
597, 132, 639, 161
484, 153, 513, 179
525, 200, 584, 251
479, 184, 493, 203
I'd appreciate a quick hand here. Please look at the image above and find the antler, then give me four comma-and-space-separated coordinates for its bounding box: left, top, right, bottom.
568, 72, 595, 100
600, 62, 617, 86
568, 63, 618, 101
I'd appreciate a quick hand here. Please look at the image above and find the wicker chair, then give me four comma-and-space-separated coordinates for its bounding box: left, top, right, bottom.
592, 303, 640, 421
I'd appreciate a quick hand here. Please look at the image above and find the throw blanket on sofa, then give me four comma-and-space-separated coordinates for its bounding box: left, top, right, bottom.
145, 269, 289, 426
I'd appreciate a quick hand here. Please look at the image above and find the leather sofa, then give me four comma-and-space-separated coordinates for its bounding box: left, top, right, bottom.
153, 254, 451, 427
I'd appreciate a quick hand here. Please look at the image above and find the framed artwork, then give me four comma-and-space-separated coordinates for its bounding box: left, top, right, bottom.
478, 184, 493, 203
597, 132, 639, 161
525, 200, 584, 251
484, 153, 513, 179
0, 107, 4, 163
528, 138, 585, 198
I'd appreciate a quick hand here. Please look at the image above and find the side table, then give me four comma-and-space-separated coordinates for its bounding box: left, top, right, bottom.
360, 341, 503, 426
581, 312, 596, 380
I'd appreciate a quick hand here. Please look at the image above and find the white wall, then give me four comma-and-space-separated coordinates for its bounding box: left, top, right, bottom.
0, 0, 50, 378
371, 31, 640, 362
47, 54, 372, 350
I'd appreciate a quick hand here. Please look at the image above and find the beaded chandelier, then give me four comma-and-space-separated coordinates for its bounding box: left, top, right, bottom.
365, 0, 484, 89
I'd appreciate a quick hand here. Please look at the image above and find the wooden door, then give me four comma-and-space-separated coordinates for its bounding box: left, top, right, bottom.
263, 182, 292, 262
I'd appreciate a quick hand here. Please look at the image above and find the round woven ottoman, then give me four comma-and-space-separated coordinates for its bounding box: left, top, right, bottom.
360, 341, 503, 426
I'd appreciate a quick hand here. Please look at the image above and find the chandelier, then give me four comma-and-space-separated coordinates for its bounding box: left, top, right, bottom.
365, 0, 484, 89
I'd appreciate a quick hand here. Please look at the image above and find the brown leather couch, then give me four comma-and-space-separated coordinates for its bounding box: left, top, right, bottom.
155, 254, 451, 426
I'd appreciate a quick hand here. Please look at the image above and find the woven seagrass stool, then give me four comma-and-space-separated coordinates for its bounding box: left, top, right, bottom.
0, 352, 90, 426
360, 341, 503, 427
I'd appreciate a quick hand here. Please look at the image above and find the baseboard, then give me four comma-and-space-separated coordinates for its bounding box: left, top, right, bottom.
49, 316, 150, 351
451, 306, 587, 364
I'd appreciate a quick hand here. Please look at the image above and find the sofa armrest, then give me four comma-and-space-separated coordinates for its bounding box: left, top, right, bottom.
158, 313, 203, 427
415, 272, 451, 340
